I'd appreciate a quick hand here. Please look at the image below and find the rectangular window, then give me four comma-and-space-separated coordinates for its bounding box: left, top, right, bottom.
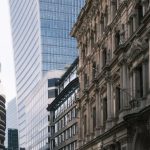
71, 108, 76, 118
130, 17, 134, 35
116, 86, 121, 112
48, 78, 59, 87
48, 89, 58, 98
103, 97, 108, 123
84, 73, 88, 89
115, 31, 120, 49
136, 65, 143, 98
137, 2, 143, 25
103, 50, 107, 67
92, 62, 97, 79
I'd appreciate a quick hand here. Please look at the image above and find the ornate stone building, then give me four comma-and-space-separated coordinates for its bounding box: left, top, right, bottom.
71, 0, 150, 149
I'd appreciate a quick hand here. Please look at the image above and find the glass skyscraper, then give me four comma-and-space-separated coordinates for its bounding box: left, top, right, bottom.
9, 0, 84, 149
5, 98, 18, 148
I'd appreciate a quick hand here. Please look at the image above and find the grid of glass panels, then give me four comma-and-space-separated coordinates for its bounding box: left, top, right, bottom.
9, 0, 85, 149
9, 0, 41, 148
25, 76, 62, 150
40, 0, 85, 72
59, 67, 77, 93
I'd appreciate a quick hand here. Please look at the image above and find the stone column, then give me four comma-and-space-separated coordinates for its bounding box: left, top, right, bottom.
133, 15, 137, 32
122, 64, 129, 108
129, 71, 133, 100
97, 19, 100, 39
99, 93, 103, 130
77, 104, 82, 145
110, 83, 114, 118
89, 61, 92, 83
133, 70, 136, 98
108, 34, 112, 60
81, 108, 84, 140
90, 34, 92, 55
107, 81, 112, 120
96, 90, 100, 132
127, 21, 130, 37
142, 0, 147, 15
100, 50, 103, 72
78, 43, 82, 68
125, 23, 128, 41
111, 0, 116, 21
100, 22, 102, 36
108, 1, 111, 24
112, 32, 115, 57
87, 100, 90, 137
142, 62, 147, 97
87, 32, 90, 56
149, 38, 150, 91
120, 66, 123, 110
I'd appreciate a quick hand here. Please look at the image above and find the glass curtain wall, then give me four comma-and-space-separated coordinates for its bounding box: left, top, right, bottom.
40, 0, 84, 73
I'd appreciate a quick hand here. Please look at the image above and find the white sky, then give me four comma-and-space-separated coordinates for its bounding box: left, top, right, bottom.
0, 0, 16, 103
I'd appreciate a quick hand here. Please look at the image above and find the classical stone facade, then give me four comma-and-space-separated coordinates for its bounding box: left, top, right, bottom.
71, 0, 150, 150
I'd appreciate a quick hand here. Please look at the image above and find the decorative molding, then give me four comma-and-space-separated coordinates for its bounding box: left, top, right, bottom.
127, 38, 147, 64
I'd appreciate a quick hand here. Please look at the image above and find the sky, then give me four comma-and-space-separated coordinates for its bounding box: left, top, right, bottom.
0, 0, 16, 103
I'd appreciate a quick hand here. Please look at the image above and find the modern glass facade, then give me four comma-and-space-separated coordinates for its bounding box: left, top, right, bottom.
9, 0, 84, 148
5, 98, 18, 148
40, 0, 84, 73
25, 70, 64, 150
9, 0, 41, 147
8, 129, 19, 150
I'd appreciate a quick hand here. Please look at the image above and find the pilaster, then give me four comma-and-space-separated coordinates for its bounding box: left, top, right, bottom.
133, 70, 136, 98
149, 38, 150, 91
87, 99, 91, 137
133, 15, 137, 32
142, 62, 147, 97
100, 50, 103, 72
122, 63, 129, 108
106, 81, 114, 130
142, 0, 147, 15
96, 90, 101, 135
111, 0, 117, 21
119, 54, 130, 111
112, 32, 115, 57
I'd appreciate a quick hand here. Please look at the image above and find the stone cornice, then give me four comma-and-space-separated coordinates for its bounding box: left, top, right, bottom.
126, 38, 148, 64
78, 121, 126, 150
71, 0, 100, 39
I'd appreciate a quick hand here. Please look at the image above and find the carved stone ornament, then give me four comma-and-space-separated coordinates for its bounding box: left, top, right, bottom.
127, 38, 146, 64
